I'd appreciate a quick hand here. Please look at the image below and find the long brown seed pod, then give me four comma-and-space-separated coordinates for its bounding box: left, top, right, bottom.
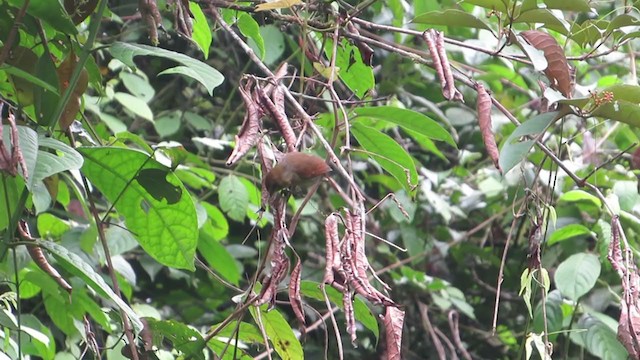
476, 83, 501, 172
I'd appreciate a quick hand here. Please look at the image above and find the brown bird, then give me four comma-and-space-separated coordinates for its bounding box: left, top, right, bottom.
265, 152, 332, 194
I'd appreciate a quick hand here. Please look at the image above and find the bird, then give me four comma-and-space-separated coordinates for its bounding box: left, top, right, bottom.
264, 152, 332, 194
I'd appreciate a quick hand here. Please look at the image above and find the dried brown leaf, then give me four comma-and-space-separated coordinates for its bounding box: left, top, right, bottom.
476, 83, 501, 172
384, 307, 405, 360
18, 220, 72, 293
324, 214, 341, 285
0, 108, 28, 179
57, 54, 89, 130
343, 290, 357, 345
521, 30, 572, 98
259, 88, 297, 152
139, 0, 162, 45
226, 80, 262, 166
289, 257, 306, 327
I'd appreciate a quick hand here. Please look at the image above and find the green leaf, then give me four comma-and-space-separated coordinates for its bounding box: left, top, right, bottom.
464, 0, 509, 13
36, 239, 143, 333
78, 147, 198, 270
109, 42, 224, 96
259, 25, 285, 66
606, 14, 640, 35
559, 190, 602, 207
201, 202, 229, 240
514, 9, 569, 35
198, 230, 240, 286
0, 65, 59, 95
592, 101, 640, 128
413, 9, 491, 30
1, 125, 36, 188
548, 223, 593, 245
324, 39, 375, 99
114, 92, 154, 122
211, 321, 264, 344
573, 316, 628, 360
300, 281, 379, 340
544, 0, 592, 12
249, 306, 304, 360
238, 14, 265, 60
34, 54, 61, 127
533, 290, 564, 334
189, 2, 212, 59
8, 0, 77, 34
499, 111, 558, 173
219, 175, 249, 222
354, 106, 456, 146
146, 319, 206, 360
554, 253, 600, 300
352, 122, 418, 194
154, 111, 181, 137
120, 72, 155, 103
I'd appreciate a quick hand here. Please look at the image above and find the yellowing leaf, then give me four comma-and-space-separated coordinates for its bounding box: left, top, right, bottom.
255, 0, 302, 11
313, 62, 339, 79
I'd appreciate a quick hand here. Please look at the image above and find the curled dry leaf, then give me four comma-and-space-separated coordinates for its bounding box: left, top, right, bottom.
0, 106, 28, 180
608, 216, 640, 357
475, 83, 501, 172
289, 257, 306, 328
423, 30, 463, 101
259, 87, 297, 152
139, 0, 162, 45
521, 30, 572, 98
173, 0, 194, 38
255, 228, 289, 308
343, 289, 357, 345
323, 214, 341, 286
263, 63, 289, 96
226, 79, 262, 166
384, 306, 405, 360
18, 220, 72, 293
57, 53, 89, 130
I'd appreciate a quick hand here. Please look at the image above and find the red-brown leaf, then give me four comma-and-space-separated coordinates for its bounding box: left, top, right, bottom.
289, 257, 306, 327
226, 80, 262, 166
521, 30, 572, 98
384, 307, 405, 360
476, 83, 501, 172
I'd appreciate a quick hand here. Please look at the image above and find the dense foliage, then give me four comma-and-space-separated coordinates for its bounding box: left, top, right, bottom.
2, 0, 640, 359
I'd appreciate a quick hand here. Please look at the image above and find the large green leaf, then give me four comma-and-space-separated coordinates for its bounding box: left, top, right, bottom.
572, 316, 628, 360
78, 147, 197, 270
189, 2, 212, 59
353, 106, 456, 146
238, 13, 265, 60
7, 0, 77, 34
109, 42, 224, 96
32, 137, 84, 188
325, 39, 375, 99
36, 239, 143, 333
498, 111, 558, 173
249, 306, 303, 360
146, 319, 206, 360
198, 230, 240, 286
544, 0, 591, 12
218, 175, 249, 222
464, 0, 509, 13
554, 253, 600, 300
548, 224, 594, 245
413, 9, 491, 30
352, 123, 418, 194
514, 9, 570, 35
